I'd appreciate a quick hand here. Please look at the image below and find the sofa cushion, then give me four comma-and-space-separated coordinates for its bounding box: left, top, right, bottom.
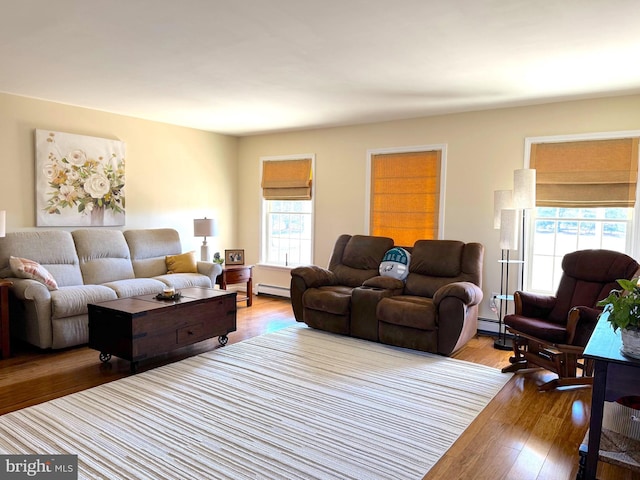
9, 256, 58, 291
102, 278, 167, 298
125, 229, 183, 278
323, 234, 394, 288
403, 241, 485, 298
0, 231, 84, 287
50, 285, 118, 319
303, 286, 354, 315
341, 235, 394, 270
166, 251, 197, 274
72, 229, 135, 285
332, 264, 382, 288
504, 314, 567, 344
410, 240, 464, 277
377, 296, 437, 331
154, 273, 212, 289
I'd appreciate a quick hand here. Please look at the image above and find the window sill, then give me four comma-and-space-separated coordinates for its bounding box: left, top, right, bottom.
256, 263, 296, 272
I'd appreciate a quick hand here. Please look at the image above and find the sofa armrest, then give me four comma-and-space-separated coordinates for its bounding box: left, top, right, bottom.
433, 281, 483, 307
435, 283, 482, 356
6, 277, 55, 349
8, 277, 52, 302
567, 305, 601, 346
196, 261, 223, 286
352, 283, 404, 342
514, 291, 556, 317
290, 266, 337, 322
362, 276, 405, 291
352, 276, 405, 341
291, 266, 336, 288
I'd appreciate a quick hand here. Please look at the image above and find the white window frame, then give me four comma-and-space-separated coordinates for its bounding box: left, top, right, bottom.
523, 130, 640, 293
259, 154, 315, 269
364, 144, 447, 239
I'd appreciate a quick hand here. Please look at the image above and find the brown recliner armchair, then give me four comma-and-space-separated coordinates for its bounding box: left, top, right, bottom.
375, 240, 484, 355
290, 234, 394, 335
502, 249, 640, 391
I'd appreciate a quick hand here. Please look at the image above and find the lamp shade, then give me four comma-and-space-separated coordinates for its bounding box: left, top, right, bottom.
493, 190, 513, 229
513, 169, 536, 210
0, 210, 5, 237
499, 209, 519, 250
194, 218, 216, 237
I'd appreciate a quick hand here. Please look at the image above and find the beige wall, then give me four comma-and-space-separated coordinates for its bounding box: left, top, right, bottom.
0, 93, 238, 256
5, 91, 640, 321
238, 94, 640, 320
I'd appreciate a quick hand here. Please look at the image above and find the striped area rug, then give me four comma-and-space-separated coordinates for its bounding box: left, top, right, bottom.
0, 325, 510, 479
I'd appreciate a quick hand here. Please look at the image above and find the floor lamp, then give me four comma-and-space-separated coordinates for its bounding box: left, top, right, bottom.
513, 168, 536, 289
491, 169, 535, 351
495, 207, 519, 350
493, 190, 513, 350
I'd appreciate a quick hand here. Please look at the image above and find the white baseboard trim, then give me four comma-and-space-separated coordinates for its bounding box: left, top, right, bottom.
478, 317, 500, 335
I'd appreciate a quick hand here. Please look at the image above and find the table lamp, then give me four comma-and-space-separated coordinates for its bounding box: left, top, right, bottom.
0, 210, 5, 237
194, 217, 217, 262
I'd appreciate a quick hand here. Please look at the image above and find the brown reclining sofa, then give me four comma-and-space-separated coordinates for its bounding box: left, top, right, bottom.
290, 234, 484, 356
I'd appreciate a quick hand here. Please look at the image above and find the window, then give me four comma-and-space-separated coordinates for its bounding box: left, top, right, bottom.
525, 133, 639, 293
530, 207, 632, 291
366, 146, 445, 246
260, 155, 314, 267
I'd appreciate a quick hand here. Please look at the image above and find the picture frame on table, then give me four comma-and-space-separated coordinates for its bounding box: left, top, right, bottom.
225, 249, 245, 265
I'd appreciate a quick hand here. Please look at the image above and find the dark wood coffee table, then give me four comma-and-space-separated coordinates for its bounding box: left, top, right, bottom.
88, 287, 236, 372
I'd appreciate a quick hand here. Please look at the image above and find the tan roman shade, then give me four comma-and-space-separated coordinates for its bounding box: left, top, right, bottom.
262, 158, 312, 200
531, 138, 639, 208
370, 150, 441, 246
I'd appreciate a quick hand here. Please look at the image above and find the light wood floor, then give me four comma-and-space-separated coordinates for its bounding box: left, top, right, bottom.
0, 295, 636, 480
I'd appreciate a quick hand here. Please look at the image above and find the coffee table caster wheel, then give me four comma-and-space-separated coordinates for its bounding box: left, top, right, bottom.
99, 352, 112, 363
218, 335, 228, 346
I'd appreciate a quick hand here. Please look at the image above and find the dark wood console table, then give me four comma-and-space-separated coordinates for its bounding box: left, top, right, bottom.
579, 314, 640, 479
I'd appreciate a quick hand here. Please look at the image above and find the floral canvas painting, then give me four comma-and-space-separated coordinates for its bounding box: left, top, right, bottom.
36, 130, 126, 226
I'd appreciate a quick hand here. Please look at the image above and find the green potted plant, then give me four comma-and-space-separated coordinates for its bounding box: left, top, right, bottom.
597, 277, 640, 359
212, 252, 224, 265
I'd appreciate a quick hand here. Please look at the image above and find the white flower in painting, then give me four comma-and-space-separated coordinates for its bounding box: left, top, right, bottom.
84, 173, 110, 199
59, 184, 78, 202
43, 163, 57, 179
67, 169, 80, 182
67, 149, 87, 166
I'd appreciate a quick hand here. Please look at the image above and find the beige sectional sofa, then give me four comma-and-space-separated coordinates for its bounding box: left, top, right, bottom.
0, 228, 222, 350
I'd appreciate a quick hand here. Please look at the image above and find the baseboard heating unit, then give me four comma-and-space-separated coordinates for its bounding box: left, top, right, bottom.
256, 283, 291, 298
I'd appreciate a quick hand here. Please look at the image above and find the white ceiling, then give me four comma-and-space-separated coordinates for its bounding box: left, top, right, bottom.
2, 0, 640, 136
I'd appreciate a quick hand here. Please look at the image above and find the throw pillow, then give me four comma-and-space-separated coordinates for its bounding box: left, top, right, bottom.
379, 247, 411, 281
9, 256, 59, 290
166, 251, 197, 274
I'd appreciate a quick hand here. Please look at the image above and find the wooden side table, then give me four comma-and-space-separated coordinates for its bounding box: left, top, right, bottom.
0, 280, 12, 359
216, 265, 253, 307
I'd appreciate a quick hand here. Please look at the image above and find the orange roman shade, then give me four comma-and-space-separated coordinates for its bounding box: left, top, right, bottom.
262, 158, 312, 200
370, 150, 441, 246
531, 138, 639, 208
